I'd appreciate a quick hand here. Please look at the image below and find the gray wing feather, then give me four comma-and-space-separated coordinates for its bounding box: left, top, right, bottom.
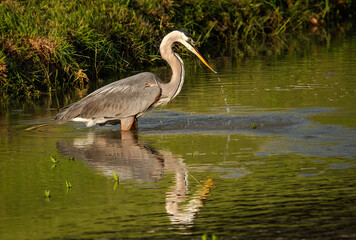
56, 72, 161, 123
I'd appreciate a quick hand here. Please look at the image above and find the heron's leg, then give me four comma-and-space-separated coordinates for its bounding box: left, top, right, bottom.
121, 117, 138, 131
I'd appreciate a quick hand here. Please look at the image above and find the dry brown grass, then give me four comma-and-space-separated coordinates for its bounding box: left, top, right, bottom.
0, 62, 7, 82
2, 36, 56, 61
28, 37, 56, 55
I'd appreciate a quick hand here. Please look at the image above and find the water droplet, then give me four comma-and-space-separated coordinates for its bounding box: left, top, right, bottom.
217, 77, 229, 114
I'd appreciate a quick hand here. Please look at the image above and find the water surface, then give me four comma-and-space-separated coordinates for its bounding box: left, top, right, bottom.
0, 34, 356, 239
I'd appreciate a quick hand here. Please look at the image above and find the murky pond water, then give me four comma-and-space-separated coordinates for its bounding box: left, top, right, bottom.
1, 34, 356, 239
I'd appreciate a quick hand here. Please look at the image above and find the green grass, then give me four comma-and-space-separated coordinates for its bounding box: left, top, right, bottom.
0, 0, 355, 101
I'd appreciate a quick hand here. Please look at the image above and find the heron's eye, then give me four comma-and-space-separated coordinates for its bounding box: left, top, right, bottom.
187, 38, 194, 45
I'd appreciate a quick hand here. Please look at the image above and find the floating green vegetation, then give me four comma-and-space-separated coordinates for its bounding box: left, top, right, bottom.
65, 180, 72, 189
0, 0, 355, 100
68, 157, 75, 161
50, 155, 59, 164
251, 123, 257, 129
44, 190, 51, 198
202, 233, 218, 240
113, 171, 119, 190
113, 171, 119, 182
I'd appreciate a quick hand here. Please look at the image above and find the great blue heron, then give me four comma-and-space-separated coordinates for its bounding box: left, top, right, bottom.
55, 29, 216, 130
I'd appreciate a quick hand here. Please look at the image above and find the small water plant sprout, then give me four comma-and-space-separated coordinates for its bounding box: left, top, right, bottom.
202, 233, 218, 240
50, 155, 59, 164
113, 171, 119, 182
44, 190, 51, 198
66, 180, 72, 189
251, 123, 257, 129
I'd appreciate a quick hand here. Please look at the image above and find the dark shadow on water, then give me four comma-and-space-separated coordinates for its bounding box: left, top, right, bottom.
52, 106, 356, 161
23, 107, 356, 159
138, 109, 306, 133
136, 107, 356, 159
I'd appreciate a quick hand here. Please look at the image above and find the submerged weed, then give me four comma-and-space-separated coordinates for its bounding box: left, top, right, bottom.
113, 181, 119, 191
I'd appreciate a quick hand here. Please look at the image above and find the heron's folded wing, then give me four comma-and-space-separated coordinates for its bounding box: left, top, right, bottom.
56, 73, 161, 122
81, 81, 161, 118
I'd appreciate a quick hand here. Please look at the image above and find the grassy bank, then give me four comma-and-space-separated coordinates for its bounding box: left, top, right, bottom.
0, 0, 355, 101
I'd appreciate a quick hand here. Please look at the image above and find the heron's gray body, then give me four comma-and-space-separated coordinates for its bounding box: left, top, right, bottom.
55, 29, 215, 130
56, 72, 165, 126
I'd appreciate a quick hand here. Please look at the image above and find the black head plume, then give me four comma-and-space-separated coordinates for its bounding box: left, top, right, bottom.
177, 29, 193, 39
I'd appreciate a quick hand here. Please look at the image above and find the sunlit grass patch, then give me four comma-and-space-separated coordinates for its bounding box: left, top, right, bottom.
0, 0, 354, 100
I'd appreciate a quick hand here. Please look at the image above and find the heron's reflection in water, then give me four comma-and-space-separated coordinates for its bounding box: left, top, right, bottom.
56, 131, 213, 225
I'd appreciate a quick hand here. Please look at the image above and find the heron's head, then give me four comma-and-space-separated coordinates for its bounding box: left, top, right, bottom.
161, 29, 217, 74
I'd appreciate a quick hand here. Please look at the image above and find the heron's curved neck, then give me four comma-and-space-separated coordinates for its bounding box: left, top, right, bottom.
160, 40, 185, 101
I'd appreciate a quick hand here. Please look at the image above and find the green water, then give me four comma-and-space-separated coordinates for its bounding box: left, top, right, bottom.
1, 34, 356, 239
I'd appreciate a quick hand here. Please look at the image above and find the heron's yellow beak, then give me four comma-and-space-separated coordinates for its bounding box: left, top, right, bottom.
191, 46, 217, 74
